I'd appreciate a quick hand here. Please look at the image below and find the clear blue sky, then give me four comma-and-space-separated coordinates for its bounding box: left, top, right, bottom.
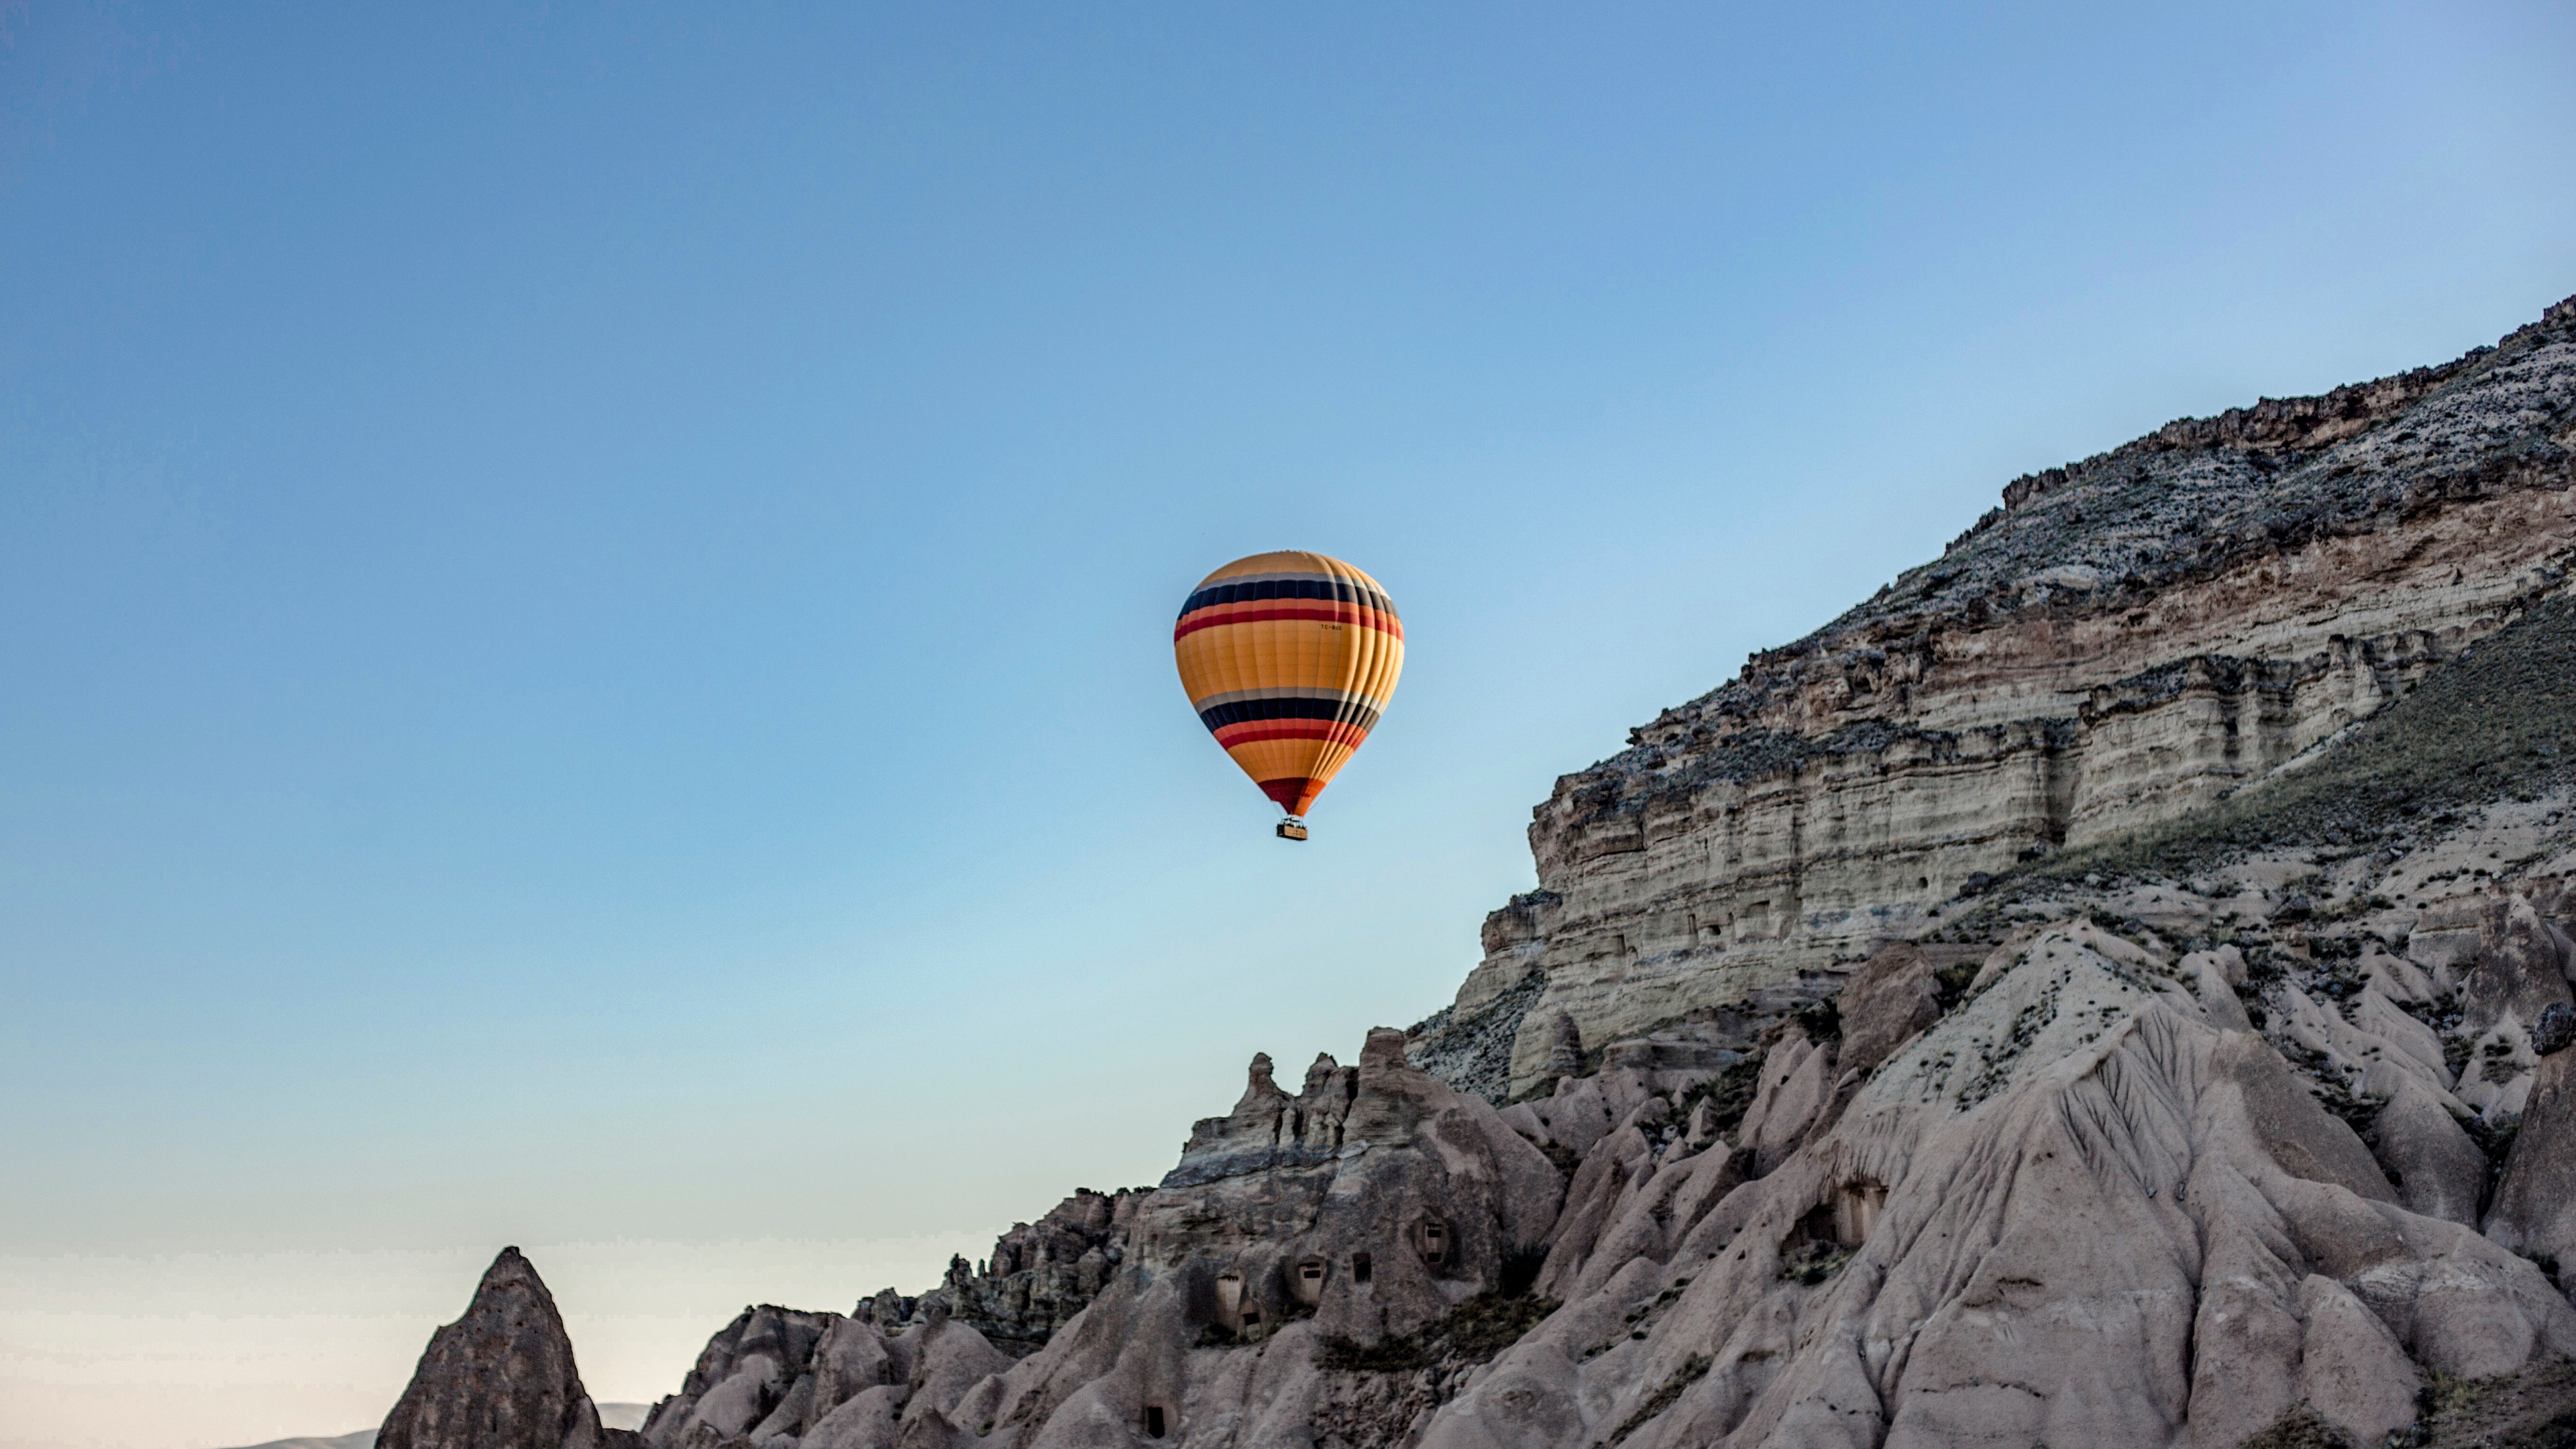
4, 3, 2571, 1444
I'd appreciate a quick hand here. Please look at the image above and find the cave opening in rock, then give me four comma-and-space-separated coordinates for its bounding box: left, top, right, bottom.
1144, 1405, 1167, 1438
1836, 1178, 1888, 1245
1215, 1269, 1246, 1328
1419, 1220, 1449, 1267
1352, 1251, 1372, 1284
1295, 1256, 1327, 1304
1792, 1203, 1837, 1246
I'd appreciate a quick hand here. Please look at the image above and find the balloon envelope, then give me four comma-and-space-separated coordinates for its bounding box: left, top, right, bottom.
1173, 551, 1403, 818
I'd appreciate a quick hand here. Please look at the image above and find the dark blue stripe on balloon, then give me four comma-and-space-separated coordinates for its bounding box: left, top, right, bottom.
1177, 576, 1398, 620
1196, 695, 1384, 734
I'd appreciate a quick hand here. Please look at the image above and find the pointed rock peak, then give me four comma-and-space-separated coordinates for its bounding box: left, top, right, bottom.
1359, 1026, 1413, 1073
479, 1245, 544, 1294
380, 1247, 610, 1449
1234, 1051, 1290, 1110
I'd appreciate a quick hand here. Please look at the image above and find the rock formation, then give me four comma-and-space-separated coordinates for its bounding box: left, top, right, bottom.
1434, 294, 2576, 1097
398, 292, 2576, 1448
380, 1248, 634, 1449
623, 830, 2576, 1446
633, 1298, 1018, 1449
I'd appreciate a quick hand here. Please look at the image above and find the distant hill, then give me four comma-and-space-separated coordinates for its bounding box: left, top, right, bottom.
220, 1404, 651, 1449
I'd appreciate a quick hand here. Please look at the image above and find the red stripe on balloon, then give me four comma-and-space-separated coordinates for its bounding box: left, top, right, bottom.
1172, 604, 1404, 643
1214, 720, 1373, 749
1259, 777, 1324, 810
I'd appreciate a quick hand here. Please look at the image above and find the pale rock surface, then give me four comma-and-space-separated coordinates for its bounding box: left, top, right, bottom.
2485, 1048, 2576, 1269
1412, 934, 2576, 1449
1498, 1066, 1702, 1167
1833, 943, 1942, 1079
2293, 1273, 2422, 1446
2465, 895, 2575, 1035
1735, 1027, 1837, 1176
2374, 1075, 2489, 1226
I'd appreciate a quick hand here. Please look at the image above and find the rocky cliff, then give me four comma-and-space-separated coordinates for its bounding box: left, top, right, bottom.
380, 293, 2576, 1449
1425, 294, 2576, 1099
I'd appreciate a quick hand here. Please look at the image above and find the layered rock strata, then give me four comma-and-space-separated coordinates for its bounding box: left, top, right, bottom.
1446, 296, 2576, 1097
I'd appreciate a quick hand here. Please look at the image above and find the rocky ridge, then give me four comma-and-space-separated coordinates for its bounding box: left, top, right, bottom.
1441, 295, 2576, 1097
376, 293, 2576, 1449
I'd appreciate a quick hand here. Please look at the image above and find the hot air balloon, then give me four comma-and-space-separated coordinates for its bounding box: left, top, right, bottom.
1173, 551, 1403, 840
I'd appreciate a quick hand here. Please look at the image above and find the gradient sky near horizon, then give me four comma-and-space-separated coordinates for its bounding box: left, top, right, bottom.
4, 4, 2573, 1446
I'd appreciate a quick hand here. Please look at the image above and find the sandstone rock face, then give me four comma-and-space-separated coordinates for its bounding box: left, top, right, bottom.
1436, 297, 2576, 1097
380, 1248, 625, 1449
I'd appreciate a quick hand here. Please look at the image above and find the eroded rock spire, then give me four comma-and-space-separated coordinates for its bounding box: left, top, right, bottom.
380, 1247, 626, 1449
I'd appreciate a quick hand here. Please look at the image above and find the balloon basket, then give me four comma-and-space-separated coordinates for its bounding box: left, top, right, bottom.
1275, 818, 1309, 841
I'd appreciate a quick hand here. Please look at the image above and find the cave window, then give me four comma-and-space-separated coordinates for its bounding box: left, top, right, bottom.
1836, 1179, 1888, 1246
1420, 1221, 1448, 1267
1352, 1252, 1372, 1284
1918, 876, 1929, 890
1144, 1405, 1167, 1438
1295, 1256, 1327, 1305
1214, 1270, 1245, 1326
1241, 1305, 1260, 1327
